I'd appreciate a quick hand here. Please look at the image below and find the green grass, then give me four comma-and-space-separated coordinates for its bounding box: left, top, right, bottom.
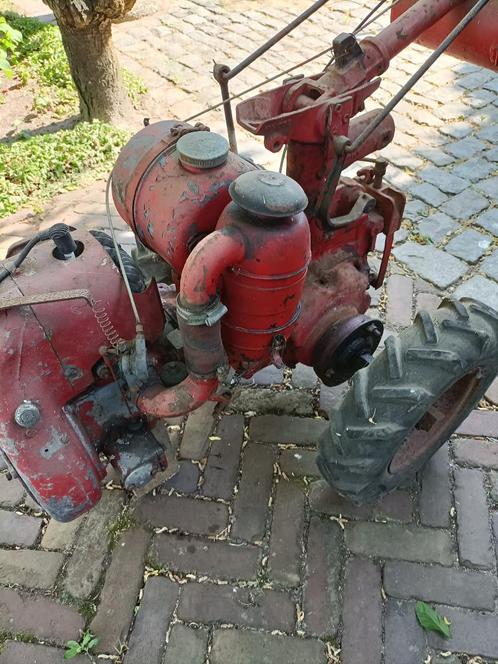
2, 12, 147, 117
0, 121, 129, 217
0, 12, 147, 218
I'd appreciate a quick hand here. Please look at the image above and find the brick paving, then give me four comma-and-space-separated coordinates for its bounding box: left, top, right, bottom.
2, 0, 498, 662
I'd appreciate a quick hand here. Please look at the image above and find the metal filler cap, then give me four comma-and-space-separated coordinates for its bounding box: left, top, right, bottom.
229, 171, 308, 218
176, 131, 229, 169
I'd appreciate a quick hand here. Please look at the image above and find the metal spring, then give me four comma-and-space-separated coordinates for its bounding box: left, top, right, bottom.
91, 299, 127, 352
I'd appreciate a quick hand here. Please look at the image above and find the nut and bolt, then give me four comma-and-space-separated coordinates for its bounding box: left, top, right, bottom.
14, 401, 41, 429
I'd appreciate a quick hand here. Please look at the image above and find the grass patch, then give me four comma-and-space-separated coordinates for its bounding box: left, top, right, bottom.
108, 506, 136, 547
0, 121, 129, 217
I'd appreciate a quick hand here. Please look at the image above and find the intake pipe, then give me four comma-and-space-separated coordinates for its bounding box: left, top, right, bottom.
137, 229, 246, 418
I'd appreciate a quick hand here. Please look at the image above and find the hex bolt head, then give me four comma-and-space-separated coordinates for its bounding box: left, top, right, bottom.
14, 401, 41, 429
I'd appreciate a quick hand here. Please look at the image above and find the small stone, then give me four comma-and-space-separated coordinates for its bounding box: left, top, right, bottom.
444, 229, 491, 263
384, 560, 497, 610
163, 460, 200, 494
0, 549, 63, 589
454, 467, 494, 569
445, 136, 486, 159
178, 582, 295, 631
345, 522, 455, 565
0, 587, 84, 643
210, 629, 326, 664
180, 402, 216, 460
0, 474, 24, 507
475, 209, 498, 235
417, 212, 458, 243
136, 493, 228, 536
410, 182, 448, 207
123, 577, 178, 664
393, 243, 467, 288
384, 600, 428, 664
454, 276, 498, 312
418, 166, 467, 194
164, 625, 208, 664
481, 249, 498, 282
91, 528, 150, 654
440, 188, 489, 219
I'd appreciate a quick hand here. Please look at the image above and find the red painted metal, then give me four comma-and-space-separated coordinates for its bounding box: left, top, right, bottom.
391, 0, 498, 71
0, 231, 164, 520
112, 121, 255, 278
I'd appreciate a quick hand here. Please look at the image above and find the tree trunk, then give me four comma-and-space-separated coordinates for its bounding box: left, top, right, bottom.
60, 20, 132, 122
43, 0, 136, 123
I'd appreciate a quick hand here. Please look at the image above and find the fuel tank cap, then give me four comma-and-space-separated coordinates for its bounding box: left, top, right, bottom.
177, 131, 229, 169
229, 171, 308, 218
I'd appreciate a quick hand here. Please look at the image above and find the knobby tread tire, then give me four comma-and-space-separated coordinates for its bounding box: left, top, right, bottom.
317, 298, 498, 504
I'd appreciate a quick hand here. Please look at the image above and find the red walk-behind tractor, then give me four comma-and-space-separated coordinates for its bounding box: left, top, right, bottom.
1, 0, 498, 521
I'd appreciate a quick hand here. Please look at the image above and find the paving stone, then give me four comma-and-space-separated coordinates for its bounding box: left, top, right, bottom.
180, 401, 216, 459
415, 291, 441, 312
291, 363, 318, 388
210, 628, 326, 664
279, 448, 319, 477
0, 509, 41, 546
427, 605, 498, 658
0, 473, 24, 507
404, 198, 430, 221
163, 460, 200, 493
453, 157, 496, 182
478, 175, 498, 200
478, 123, 498, 143
178, 581, 295, 631
417, 212, 459, 243
475, 208, 498, 235
385, 273, 413, 327
231, 443, 273, 542
491, 471, 498, 502
345, 522, 455, 565
454, 276, 498, 312
41, 516, 83, 551
445, 228, 491, 263
384, 561, 496, 610
231, 387, 315, 417
309, 480, 412, 522
123, 577, 178, 664
154, 532, 260, 579
164, 624, 208, 664
249, 415, 327, 444
0, 548, 63, 588
64, 490, 123, 598
440, 188, 489, 219
136, 493, 228, 536
414, 146, 454, 166
393, 243, 468, 288
453, 438, 498, 468
454, 466, 494, 569
486, 378, 498, 406
410, 182, 448, 207
268, 480, 305, 585
419, 444, 451, 527
0, 642, 86, 664
202, 415, 244, 499
90, 528, 150, 654
481, 249, 498, 282
418, 166, 467, 194
445, 136, 486, 159
457, 70, 494, 90
0, 586, 84, 642
341, 558, 382, 664
250, 364, 284, 385
303, 518, 342, 637
385, 600, 428, 664
318, 384, 347, 415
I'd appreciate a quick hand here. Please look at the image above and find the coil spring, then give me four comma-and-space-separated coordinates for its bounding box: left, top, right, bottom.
91, 299, 127, 352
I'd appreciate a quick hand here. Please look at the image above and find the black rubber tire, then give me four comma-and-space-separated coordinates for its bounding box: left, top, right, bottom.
317, 298, 498, 504
90, 230, 146, 293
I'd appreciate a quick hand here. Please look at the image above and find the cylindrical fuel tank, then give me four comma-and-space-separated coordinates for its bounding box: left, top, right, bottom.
112, 123, 255, 275
391, 0, 498, 71
215, 171, 312, 375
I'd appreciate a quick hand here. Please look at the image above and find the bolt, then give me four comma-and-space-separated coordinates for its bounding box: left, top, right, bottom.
14, 401, 41, 429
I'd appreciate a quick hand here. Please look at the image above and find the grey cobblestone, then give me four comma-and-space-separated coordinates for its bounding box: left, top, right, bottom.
164, 625, 208, 664
393, 243, 468, 288
444, 229, 492, 263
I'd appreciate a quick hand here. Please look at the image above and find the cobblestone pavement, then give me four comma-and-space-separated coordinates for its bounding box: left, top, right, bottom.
2, 0, 498, 663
